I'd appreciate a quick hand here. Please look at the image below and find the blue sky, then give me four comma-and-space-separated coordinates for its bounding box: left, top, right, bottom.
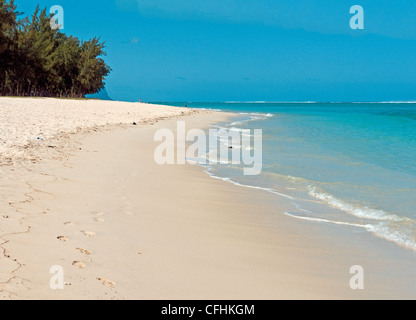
16, 0, 416, 102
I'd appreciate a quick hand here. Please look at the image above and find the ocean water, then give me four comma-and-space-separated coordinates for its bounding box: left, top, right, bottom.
158, 102, 416, 252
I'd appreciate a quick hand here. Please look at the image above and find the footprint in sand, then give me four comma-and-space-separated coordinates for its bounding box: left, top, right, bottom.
76, 248, 92, 255
120, 196, 135, 216
72, 261, 86, 269
92, 212, 106, 222
64, 221, 75, 226
57, 235, 69, 242
97, 278, 116, 288
81, 231, 96, 237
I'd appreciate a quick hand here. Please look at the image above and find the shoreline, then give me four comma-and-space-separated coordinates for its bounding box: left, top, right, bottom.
1, 98, 416, 299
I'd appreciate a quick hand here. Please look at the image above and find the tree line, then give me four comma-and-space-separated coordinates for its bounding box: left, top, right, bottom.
0, 0, 111, 98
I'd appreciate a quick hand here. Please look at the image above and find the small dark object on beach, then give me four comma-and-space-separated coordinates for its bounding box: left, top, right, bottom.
133, 122, 137, 126
229, 146, 233, 149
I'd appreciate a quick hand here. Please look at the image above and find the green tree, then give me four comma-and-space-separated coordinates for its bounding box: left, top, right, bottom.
76, 37, 111, 97
0, 0, 111, 97
0, 0, 19, 94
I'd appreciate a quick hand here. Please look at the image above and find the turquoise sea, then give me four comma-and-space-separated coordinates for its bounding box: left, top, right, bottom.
158, 102, 416, 252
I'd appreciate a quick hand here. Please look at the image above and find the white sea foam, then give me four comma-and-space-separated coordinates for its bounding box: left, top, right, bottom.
197, 108, 223, 111
229, 126, 245, 132
305, 186, 416, 251
308, 187, 405, 222
284, 211, 370, 228
287, 210, 416, 251
203, 167, 294, 200
365, 224, 416, 251
378, 101, 416, 104
202, 163, 416, 252
238, 112, 274, 118
224, 112, 273, 127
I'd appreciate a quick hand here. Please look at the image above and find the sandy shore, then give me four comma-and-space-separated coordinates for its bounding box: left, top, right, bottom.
1, 98, 416, 299
0, 97, 193, 165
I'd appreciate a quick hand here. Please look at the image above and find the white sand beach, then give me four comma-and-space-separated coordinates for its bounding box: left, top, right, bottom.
0, 97, 193, 165
1, 98, 416, 300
